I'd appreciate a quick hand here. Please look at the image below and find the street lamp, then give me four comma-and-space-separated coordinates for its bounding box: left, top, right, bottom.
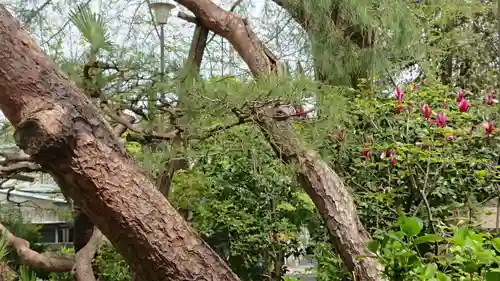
149, 1, 176, 80
149, 1, 175, 127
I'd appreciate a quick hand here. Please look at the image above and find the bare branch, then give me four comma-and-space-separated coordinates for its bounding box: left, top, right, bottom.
73, 227, 103, 281
0, 162, 41, 177
0, 222, 74, 272
103, 107, 180, 141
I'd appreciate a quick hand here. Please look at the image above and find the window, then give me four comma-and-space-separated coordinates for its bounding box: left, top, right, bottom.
39, 223, 74, 244
40, 225, 56, 243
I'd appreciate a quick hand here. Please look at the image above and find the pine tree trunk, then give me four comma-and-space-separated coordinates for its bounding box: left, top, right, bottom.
173, 1, 384, 280
0, 6, 240, 281
256, 107, 383, 281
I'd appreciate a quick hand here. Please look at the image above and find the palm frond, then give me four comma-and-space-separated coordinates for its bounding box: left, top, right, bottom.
68, 4, 113, 53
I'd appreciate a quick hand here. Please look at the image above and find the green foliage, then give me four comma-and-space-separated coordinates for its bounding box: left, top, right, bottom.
310, 83, 500, 233
18, 265, 37, 281
68, 4, 113, 54
0, 205, 45, 256
0, 231, 10, 262
171, 127, 321, 280
313, 242, 351, 281
95, 244, 131, 281
371, 216, 500, 280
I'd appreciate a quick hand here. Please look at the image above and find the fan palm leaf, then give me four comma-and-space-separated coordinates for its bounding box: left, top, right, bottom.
68, 4, 113, 53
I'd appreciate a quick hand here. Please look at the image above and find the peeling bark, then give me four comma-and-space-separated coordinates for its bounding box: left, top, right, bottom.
0, 222, 74, 272
174, 1, 383, 280
0, 6, 239, 281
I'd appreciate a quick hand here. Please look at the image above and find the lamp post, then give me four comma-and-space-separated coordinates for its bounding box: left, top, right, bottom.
149, 1, 175, 128
149, 1, 175, 81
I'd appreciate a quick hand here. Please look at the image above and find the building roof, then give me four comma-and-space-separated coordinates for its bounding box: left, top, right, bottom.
0, 183, 67, 204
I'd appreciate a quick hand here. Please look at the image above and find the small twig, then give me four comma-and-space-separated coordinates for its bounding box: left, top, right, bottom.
193, 116, 252, 141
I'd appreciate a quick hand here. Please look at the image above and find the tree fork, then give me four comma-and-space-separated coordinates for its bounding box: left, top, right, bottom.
0, 6, 240, 281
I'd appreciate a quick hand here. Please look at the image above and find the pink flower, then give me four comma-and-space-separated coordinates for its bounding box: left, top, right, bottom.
482, 122, 494, 135
485, 92, 495, 105
391, 155, 397, 165
362, 149, 371, 160
295, 107, 306, 117
422, 104, 431, 119
381, 148, 397, 164
456, 89, 465, 103
446, 135, 457, 140
395, 88, 404, 104
436, 113, 447, 127
458, 99, 469, 112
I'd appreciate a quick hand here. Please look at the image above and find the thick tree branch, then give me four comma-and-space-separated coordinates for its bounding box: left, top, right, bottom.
0, 7, 239, 280
174, 0, 277, 76
0, 222, 74, 272
174, 1, 383, 280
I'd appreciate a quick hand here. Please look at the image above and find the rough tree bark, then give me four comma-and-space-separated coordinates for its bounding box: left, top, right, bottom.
174, 0, 383, 280
0, 6, 240, 281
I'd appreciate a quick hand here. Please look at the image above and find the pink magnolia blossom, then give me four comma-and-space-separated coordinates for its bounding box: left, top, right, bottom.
395, 88, 404, 104
485, 92, 495, 105
381, 148, 397, 164
436, 113, 447, 127
421, 104, 431, 119
391, 155, 397, 165
482, 122, 494, 135
458, 99, 469, 112
362, 149, 371, 160
456, 89, 465, 103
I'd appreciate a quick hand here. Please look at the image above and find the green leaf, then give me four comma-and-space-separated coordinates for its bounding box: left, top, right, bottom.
368, 240, 379, 253
68, 4, 113, 53
436, 272, 450, 281
399, 216, 423, 237
415, 234, 443, 245
485, 271, 500, 281
492, 238, 500, 253
386, 231, 406, 242
423, 263, 437, 279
